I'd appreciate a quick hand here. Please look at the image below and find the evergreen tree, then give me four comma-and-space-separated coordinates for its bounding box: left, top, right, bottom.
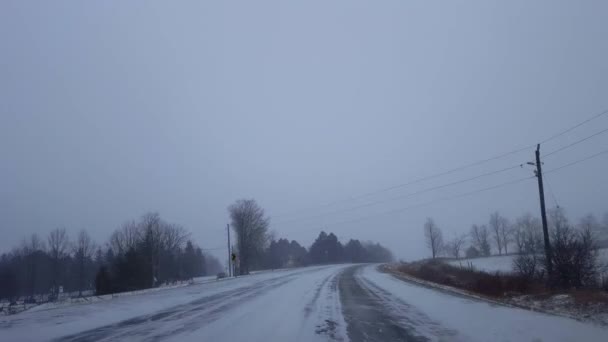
95, 266, 112, 295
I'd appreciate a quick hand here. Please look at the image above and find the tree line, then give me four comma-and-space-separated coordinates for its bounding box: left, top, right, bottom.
1, 200, 395, 303
424, 208, 608, 259
0, 212, 223, 302
423, 207, 608, 289
259, 231, 393, 270
229, 199, 394, 275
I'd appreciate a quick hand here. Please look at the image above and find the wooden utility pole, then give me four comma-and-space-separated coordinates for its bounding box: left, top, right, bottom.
227, 224, 232, 277
535, 144, 553, 276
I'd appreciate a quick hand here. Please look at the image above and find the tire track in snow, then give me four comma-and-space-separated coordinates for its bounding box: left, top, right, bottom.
304, 272, 333, 318
339, 265, 430, 342
356, 268, 461, 341
54, 269, 321, 342
310, 269, 347, 341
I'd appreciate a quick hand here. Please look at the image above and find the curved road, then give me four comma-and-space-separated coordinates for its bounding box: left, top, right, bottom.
1, 264, 607, 342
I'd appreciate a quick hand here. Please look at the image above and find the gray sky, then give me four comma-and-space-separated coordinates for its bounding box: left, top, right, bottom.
2, 0, 608, 261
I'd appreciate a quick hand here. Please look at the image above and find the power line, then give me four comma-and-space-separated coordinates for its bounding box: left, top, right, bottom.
272, 145, 534, 219
273, 108, 608, 220
542, 173, 560, 208
282, 143, 608, 234
544, 148, 608, 175
274, 164, 523, 225
544, 127, 608, 158
280, 176, 534, 233
540, 108, 608, 144
281, 143, 608, 234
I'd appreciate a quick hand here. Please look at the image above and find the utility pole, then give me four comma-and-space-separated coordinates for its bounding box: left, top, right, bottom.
227, 224, 232, 277
535, 144, 553, 277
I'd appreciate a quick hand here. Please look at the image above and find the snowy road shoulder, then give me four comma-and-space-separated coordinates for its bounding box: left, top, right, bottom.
3, 264, 607, 342
0, 266, 343, 342
360, 264, 608, 342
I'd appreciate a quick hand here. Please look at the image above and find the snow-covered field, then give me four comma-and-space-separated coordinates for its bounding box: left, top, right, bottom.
447, 248, 608, 275
1, 264, 607, 341
447, 254, 516, 273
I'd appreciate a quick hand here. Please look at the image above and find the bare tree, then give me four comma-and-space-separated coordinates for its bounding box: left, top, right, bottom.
512, 213, 543, 278
22, 233, 46, 253
500, 216, 511, 254
512, 213, 541, 253
578, 213, 600, 233
228, 199, 270, 275
548, 206, 569, 232
445, 234, 467, 258
512, 224, 525, 253
489, 212, 508, 255
158, 223, 190, 282
110, 213, 191, 285
513, 253, 541, 279
21, 234, 46, 298
550, 223, 599, 288
47, 228, 69, 295
73, 230, 96, 296
470, 224, 491, 256
109, 220, 141, 255
139, 212, 164, 285
162, 224, 190, 252
424, 218, 443, 259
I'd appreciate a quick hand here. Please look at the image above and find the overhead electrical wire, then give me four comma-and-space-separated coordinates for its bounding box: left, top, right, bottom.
280, 145, 608, 233
538, 148, 608, 209
540, 108, 608, 145
280, 176, 535, 233
544, 148, 608, 175
274, 164, 523, 225
542, 173, 561, 208
272, 107, 608, 220
272, 145, 534, 220
544, 127, 608, 158
283, 146, 608, 233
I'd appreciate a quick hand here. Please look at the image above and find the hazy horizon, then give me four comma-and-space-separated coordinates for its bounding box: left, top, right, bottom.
2, 0, 608, 262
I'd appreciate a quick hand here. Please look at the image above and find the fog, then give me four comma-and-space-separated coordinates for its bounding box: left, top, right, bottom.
2, 0, 608, 262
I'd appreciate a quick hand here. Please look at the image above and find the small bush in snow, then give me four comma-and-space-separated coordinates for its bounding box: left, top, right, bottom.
513, 254, 542, 280
548, 226, 599, 289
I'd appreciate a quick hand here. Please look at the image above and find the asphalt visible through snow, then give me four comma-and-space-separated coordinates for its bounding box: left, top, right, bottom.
51, 264, 430, 342
3, 264, 608, 342
53, 266, 335, 342
338, 265, 428, 342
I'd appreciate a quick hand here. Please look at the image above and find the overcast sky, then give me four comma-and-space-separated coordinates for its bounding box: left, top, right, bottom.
2, 1, 608, 262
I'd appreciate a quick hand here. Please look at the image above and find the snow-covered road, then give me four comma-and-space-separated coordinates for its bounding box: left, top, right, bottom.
1, 264, 607, 342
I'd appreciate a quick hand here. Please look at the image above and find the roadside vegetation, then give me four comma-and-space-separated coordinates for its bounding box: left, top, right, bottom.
396, 206, 608, 325
387, 259, 608, 326
1, 199, 393, 314
0, 212, 223, 311
421, 207, 608, 289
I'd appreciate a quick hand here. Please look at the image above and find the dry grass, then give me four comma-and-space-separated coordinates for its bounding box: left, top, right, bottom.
386, 259, 608, 326
568, 290, 608, 305
395, 259, 543, 298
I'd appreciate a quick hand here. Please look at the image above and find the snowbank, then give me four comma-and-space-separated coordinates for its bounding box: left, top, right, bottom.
0, 265, 344, 341
365, 265, 608, 341
447, 254, 516, 273
447, 248, 608, 275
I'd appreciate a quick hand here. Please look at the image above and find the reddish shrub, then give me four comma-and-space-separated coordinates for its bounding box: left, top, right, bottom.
394, 260, 538, 298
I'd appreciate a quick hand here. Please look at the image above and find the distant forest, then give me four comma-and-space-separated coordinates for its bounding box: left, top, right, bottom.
260, 231, 393, 271
0, 212, 223, 302
0, 209, 393, 302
